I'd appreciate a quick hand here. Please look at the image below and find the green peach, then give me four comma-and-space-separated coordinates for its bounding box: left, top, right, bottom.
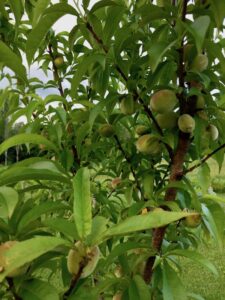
150, 90, 178, 113
191, 54, 208, 72
156, 112, 178, 129
99, 124, 114, 137
136, 134, 162, 155
120, 95, 135, 115
178, 114, 195, 133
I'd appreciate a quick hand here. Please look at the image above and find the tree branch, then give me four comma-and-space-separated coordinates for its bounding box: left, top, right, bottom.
85, 22, 173, 158
184, 142, 225, 174
48, 44, 80, 168
114, 135, 145, 200
143, 0, 190, 284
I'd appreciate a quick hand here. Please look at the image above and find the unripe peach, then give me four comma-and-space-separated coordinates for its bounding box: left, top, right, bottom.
156, 112, 178, 129
81, 245, 100, 278
178, 114, 195, 133
0, 241, 28, 277
184, 213, 201, 228
135, 125, 149, 136
67, 241, 100, 278
120, 95, 135, 115
136, 134, 162, 155
54, 55, 64, 68
207, 124, 219, 141
150, 90, 178, 113
67, 241, 86, 275
197, 110, 208, 120
191, 54, 208, 72
99, 124, 114, 137
196, 95, 205, 109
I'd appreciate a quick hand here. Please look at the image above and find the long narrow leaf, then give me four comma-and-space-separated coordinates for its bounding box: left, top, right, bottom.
73, 168, 92, 240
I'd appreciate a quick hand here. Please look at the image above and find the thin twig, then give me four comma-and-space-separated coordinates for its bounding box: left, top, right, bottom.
184, 142, 225, 174
48, 44, 80, 167
85, 22, 173, 158
114, 135, 145, 200
6, 278, 22, 300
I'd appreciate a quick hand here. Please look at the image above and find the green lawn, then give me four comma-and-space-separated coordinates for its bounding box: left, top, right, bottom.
181, 158, 225, 299
181, 242, 225, 300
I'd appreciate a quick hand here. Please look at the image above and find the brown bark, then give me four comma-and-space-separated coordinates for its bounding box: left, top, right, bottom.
143, 132, 190, 283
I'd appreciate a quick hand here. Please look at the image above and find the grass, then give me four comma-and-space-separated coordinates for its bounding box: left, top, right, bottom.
181, 158, 225, 299
181, 242, 225, 300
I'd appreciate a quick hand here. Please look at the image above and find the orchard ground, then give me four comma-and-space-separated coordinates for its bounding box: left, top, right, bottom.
181, 158, 225, 300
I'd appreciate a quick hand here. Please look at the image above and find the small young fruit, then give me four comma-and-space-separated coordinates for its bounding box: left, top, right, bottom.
196, 95, 205, 109
67, 242, 86, 276
184, 213, 201, 228
111, 177, 122, 189
156, 112, 178, 129
207, 124, 219, 141
54, 55, 64, 68
178, 114, 195, 133
0, 241, 28, 277
135, 125, 149, 136
99, 124, 114, 137
150, 90, 178, 113
81, 246, 100, 278
114, 265, 123, 278
120, 95, 135, 115
191, 54, 208, 72
113, 292, 123, 300
136, 134, 162, 155
197, 110, 208, 120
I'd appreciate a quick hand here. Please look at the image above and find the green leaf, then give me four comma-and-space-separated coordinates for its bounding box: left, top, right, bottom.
211, 0, 225, 29
198, 163, 210, 193
128, 275, 151, 300
26, 4, 78, 64
75, 121, 90, 156
0, 187, 19, 219
0, 41, 27, 82
9, 0, 23, 27
32, 0, 51, 27
19, 279, 60, 300
202, 202, 225, 249
86, 216, 108, 246
0, 167, 70, 186
0, 236, 68, 282
163, 260, 187, 300
71, 54, 105, 97
99, 211, 197, 241
73, 167, 92, 240
18, 202, 68, 231
188, 16, 210, 53
137, 4, 170, 24
166, 249, 218, 275
103, 6, 125, 44
42, 218, 79, 240
149, 40, 177, 72
89, 99, 107, 131
0, 133, 58, 155
90, 0, 124, 13
103, 242, 151, 268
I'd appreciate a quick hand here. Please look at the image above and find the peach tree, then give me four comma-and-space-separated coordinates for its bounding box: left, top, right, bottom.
0, 0, 225, 299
